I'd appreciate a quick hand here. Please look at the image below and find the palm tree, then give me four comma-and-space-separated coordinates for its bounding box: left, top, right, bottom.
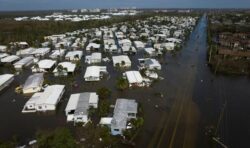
121, 61, 126, 67
34, 63, 39, 72
116, 77, 128, 90
57, 65, 64, 76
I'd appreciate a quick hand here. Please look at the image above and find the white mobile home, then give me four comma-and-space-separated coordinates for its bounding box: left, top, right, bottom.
0, 74, 14, 92
144, 47, 162, 57
111, 99, 138, 135
133, 41, 145, 50
22, 85, 65, 113
32, 48, 50, 57
112, 55, 131, 68
1, 55, 20, 64
22, 73, 44, 94
0, 45, 7, 52
65, 50, 83, 61
138, 58, 161, 70
32, 59, 56, 73
13, 56, 34, 70
50, 49, 66, 59
86, 43, 100, 52
0, 53, 9, 60
84, 66, 107, 81
65, 92, 99, 123
123, 71, 144, 87
53, 62, 76, 76
85, 52, 102, 64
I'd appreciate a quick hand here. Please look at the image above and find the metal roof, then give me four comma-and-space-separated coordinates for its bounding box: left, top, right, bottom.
23, 73, 44, 90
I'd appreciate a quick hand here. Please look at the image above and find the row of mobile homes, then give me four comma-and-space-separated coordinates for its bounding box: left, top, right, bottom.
53, 62, 76, 76
32, 59, 56, 73
13, 56, 34, 70
0, 74, 14, 92
110, 99, 138, 135
84, 66, 107, 81
112, 55, 131, 68
65, 92, 99, 123
138, 58, 161, 70
1, 55, 20, 64
22, 85, 65, 113
65, 50, 83, 61
85, 52, 102, 64
22, 73, 44, 94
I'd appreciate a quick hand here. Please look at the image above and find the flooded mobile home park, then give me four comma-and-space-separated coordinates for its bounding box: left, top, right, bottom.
0, 12, 250, 148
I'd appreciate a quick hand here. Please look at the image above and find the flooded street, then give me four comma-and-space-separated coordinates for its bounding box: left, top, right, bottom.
0, 14, 250, 148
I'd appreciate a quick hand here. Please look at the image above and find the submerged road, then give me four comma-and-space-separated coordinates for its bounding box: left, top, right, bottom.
147, 15, 208, 148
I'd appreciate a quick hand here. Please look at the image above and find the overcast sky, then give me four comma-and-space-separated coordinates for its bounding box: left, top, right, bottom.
0, 0, 250, 11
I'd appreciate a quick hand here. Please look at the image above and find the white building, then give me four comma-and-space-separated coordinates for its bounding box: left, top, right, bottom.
53, 62, 76, 76
112, 55, 131, 67
0, 53, 9, 60
13, 56, 34, 70
50, 49, 66, 59
65, 50, 83, 61
86, 43, 101, 52
138, 58, 161, 70
133, 41, 145, 50
1, 55, 20, 64
65, 92, 99, 123
162, 42, 175, 51
85, 52, 102, 64
32, 48, 50, 57
0, 74, 14, 92
123, 71, 151, 87
84, 66, 107, 81
111, 99, 138, 135
22, 73, 44, 94
22, 85, 65, 113
32, 59, 56, 73
0, 45, 7, 52
144, 47, 162, 57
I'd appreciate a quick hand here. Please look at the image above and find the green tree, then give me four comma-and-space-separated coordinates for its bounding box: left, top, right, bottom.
36, 128, 76, 148
97, 87, 111, 100
116, 77, 128, 90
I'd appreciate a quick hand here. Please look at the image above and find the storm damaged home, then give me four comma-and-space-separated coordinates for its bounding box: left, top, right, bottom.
65, 92, 99, 124
22, 85, 65, 113
110, 99, 138, 135
22, 73, 44, 94
0, 74, 14, 92
84, 66, 108, 81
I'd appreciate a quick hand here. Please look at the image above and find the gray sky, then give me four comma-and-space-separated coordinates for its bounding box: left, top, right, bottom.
0, 0, 250, 11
